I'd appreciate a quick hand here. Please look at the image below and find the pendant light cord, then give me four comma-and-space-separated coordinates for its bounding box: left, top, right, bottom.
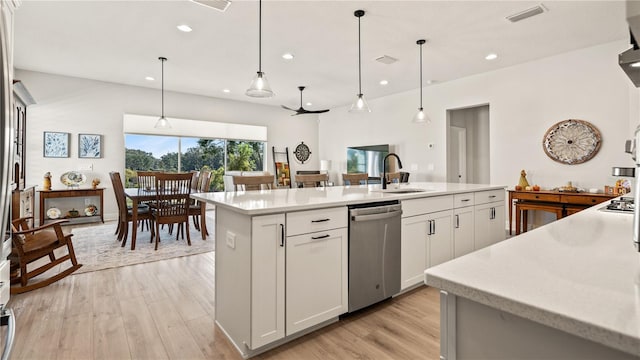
258, 0, 262, 73
358, 15, 362, 95
160, 57, 166, 117
419, 42, 423, 108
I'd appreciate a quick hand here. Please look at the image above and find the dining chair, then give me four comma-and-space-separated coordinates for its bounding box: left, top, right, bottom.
295, 173, 329, 188
232, 174, 274, 191
188, 170, 212, 234
342, 173, 369, 185
385, 172, 401, 184
150, 172, 193, 250
110, 171, 152, 247
137, 171, 157, 190
10, 216, 83, 294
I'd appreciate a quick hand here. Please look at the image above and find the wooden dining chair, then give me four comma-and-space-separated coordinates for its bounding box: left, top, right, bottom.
137, 171, 157, 190
10, 216, 82, 294
385, 172, 401, 184
232, 174, 274, 191
188, 170, 212, 233
110, 171, 152, 247
342, 173, 369, 185
150, 172, 193, 250
295, 173, 329, 188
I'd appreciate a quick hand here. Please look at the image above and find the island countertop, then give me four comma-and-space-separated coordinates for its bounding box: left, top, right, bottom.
192, 182, 506, 215
425, 198, 640, 356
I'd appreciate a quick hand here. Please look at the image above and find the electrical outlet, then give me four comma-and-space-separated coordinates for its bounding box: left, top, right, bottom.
226, 231, 236, 249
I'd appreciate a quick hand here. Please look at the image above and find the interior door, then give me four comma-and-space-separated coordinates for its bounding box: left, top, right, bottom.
449, 126, 467, 183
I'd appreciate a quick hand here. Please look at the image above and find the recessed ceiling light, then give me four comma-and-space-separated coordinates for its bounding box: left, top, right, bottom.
306, 102, 312, 106
282, 53, 294, 60
177, 24, 193, 32
145, 76, 155, 81
223, 89, 231, 93
631, 62, 640, 68
379, 80, 389, 85
485, 53, 498, 60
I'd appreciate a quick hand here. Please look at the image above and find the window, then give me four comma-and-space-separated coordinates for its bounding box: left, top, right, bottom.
125, 135, 265, 191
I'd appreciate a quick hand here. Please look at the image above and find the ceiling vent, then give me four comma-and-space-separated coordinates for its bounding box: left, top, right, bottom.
190, 0, 231, 12
375, 55, 398, 65
506, 4, 546, 23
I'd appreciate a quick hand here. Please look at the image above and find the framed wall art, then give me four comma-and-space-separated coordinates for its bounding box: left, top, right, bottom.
43, 131, 70, 158
78, 133, 103, 158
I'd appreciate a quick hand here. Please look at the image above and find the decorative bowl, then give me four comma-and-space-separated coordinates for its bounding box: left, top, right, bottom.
60, 171, 87, 187
46, 207, 61, 219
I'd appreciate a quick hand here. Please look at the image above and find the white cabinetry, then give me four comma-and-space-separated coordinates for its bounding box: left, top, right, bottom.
474, 189, 506, 249
401, 195, 453, 290
251, 214, 286, 348
285, 207, 347, 336
453, 206, 475, 257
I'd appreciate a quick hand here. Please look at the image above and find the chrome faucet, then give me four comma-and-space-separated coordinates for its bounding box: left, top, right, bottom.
382, 153, 403, 190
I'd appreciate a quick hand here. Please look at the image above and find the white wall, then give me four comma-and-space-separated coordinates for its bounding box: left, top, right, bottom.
320, 40, 638, 193
17, 70, 319, 221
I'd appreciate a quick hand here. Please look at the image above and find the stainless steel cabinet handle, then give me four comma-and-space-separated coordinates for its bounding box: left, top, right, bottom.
311, 218, 330, 223
489, 195, 496, 198
461, 199, 471, 202
311, 234, 330, 240
455, 214, 459, 229
280, 224, 285, 247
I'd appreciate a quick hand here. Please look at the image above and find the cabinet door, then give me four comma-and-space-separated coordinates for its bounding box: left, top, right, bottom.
453, 206, 474, 258
489, 203, 506, 245
474, 202, 505, 249
401, 214, 428, 290
286, 227, 347, 335
251, 214, 285, 349
427, 210, 454, 268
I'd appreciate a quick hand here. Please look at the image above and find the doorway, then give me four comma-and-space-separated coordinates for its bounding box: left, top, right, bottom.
447, 105, 490, 184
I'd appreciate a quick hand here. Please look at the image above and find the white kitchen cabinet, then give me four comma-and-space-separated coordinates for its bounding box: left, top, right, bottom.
286, 227, 347, 335
453, 206, 475, 257
401, 214, 428, 289
427, 210, 454, 268
401, 196, 453, 290
475, 202, 506, 249
251, 214, 286, 348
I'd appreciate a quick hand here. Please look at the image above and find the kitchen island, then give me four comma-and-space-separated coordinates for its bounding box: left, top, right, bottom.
192, 182, 506, 358
425, 197, 640, 359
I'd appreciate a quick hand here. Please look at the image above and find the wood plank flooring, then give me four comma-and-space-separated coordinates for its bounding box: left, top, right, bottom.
6, 252, 440, 359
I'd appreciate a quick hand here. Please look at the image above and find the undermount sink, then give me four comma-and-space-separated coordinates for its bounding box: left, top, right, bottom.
373, 188, 430, 194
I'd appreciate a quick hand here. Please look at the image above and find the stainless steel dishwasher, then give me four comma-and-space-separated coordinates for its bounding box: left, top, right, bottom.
348, 201, 402, 312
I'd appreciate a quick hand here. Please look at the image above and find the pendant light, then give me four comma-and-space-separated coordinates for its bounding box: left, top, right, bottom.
413, 39, 430, 123
155, 57, 171, 129
349, 10, 370, 113
246, 0, 274, 97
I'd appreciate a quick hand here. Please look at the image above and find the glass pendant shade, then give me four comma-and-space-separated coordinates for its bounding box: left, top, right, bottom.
349, 94, 371, 113
412, 107, 430, 124
246, 71, 274, 97
155, 116, 171, 129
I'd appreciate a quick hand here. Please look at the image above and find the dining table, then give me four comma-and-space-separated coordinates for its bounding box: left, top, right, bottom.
124, 188, 208, 250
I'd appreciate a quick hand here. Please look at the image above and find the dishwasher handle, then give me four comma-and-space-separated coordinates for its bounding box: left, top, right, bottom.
351, 210, 402, 222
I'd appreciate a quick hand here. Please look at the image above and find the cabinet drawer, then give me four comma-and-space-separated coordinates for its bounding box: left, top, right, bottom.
453, 193, 474, 208
515, 192, 559, 202
402, 195, 453, 218
561, 195, 610, 206
287, 207, 347, 236
0, 260, 9, 307
475, 189, 505, 204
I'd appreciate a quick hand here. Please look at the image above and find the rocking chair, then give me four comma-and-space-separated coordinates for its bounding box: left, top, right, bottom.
10, 217, 82, 294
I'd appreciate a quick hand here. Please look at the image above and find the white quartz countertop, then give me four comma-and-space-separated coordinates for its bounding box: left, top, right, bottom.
192, 182, 505, 215
425, 200, 640, 356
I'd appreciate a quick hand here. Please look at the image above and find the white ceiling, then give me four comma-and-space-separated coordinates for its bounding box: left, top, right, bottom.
13, 0, 628, 112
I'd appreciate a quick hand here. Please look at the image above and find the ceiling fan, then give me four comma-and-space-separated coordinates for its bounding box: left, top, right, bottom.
281, 86, 330, 116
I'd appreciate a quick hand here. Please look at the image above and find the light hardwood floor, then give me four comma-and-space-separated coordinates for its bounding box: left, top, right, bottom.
7, 252, 440, 359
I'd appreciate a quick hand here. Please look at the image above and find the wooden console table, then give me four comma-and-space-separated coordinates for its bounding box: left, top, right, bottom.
39, 188, 105, 226
508, 190, 616, 235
